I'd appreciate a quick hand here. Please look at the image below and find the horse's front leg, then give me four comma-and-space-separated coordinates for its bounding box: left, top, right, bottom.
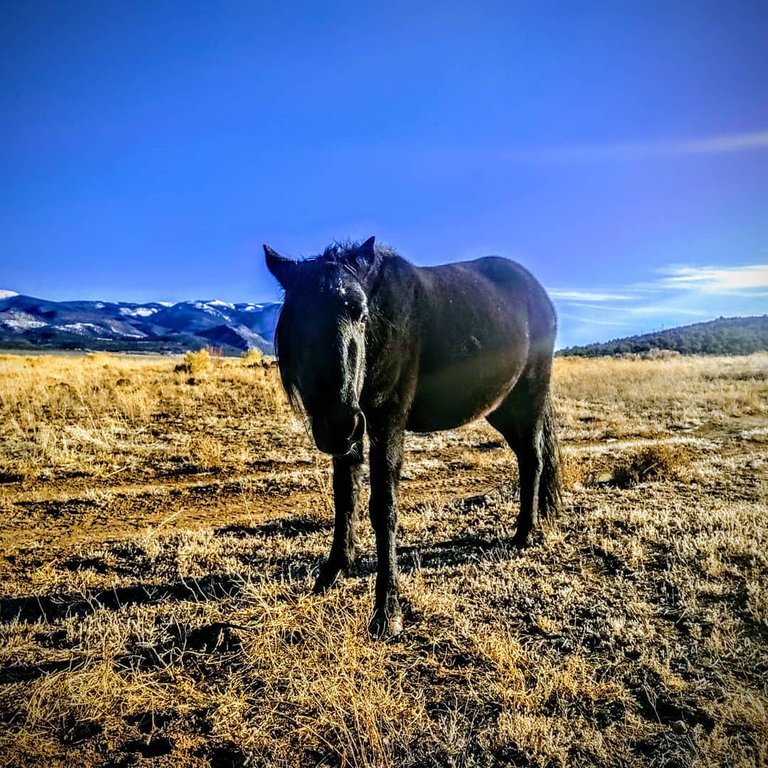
314, 442, 364, 593
367, 426, 405, 637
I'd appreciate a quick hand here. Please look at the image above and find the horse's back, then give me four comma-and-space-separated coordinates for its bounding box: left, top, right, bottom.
452, 255, 551, 308
414, 256, 555, 351
467, 256, 557, 348
403, 256, 555, 432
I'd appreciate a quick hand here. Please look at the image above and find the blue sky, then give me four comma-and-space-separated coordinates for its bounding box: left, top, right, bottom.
1, 1, 767, 347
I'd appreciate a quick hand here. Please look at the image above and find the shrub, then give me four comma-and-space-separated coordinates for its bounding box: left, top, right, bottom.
189, 433, 225, 470
611, 443, 691, 487
241, 348, 264, 367
176, 348, 212, 375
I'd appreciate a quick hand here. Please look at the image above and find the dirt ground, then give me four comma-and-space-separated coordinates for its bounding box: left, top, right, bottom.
0, 351, 766, 767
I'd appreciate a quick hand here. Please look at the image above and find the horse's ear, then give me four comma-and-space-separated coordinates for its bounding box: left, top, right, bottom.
358, 236, 376, 258
264, 245, 297, 290
349, 236, 380, 286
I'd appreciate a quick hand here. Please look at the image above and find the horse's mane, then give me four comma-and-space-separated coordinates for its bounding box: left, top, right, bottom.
319, 240, 399, 264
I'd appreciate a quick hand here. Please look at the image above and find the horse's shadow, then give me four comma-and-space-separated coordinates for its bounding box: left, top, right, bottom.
0, 572, 246, 625
0, 488, 526, 626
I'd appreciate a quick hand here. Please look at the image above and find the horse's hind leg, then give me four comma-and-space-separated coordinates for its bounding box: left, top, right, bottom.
487, 379, 546, 548
314, 441, 364, 593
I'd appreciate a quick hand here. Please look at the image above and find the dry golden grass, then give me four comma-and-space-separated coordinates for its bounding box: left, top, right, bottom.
0, 351, 766, 767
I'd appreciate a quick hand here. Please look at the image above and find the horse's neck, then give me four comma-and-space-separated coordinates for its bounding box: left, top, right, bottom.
368, 256, 423, 344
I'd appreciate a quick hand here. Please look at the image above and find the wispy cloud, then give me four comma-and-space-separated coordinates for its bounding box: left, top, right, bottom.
658, 264, 768, 294
499, 130, 768, 164
551, 261, 768, 348
557, 311, 634, 328
622, 306, 710, 318
548, 289, 633, 302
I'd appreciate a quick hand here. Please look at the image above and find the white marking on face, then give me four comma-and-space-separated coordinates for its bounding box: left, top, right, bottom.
339, 317, 366, 403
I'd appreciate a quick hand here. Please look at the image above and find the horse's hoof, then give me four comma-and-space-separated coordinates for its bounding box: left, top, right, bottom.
368, 611, 403, 639
313, 567, 341, 594
512, 532, 532, 549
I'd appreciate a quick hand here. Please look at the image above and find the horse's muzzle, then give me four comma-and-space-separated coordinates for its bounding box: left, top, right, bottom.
312, 408, 367, 456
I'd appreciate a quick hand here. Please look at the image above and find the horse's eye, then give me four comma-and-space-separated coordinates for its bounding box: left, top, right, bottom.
345, 301, 367, 323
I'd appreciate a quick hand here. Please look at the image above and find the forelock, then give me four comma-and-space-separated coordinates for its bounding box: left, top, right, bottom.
284, 239, 395, 295
320, 240, 361, 261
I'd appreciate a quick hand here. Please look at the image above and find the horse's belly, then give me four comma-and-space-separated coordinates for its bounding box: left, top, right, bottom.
406, 357, 523, 432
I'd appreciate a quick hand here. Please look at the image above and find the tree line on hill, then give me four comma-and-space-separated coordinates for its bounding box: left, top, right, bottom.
558, 316, 768, 357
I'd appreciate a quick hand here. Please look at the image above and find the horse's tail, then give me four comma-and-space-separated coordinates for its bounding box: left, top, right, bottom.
539, 394, 561, 518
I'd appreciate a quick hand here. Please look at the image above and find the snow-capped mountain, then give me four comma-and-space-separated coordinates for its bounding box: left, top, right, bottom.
0, 291, 281, 354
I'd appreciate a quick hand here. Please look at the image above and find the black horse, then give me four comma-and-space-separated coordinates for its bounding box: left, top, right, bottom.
264, 237, 560, 637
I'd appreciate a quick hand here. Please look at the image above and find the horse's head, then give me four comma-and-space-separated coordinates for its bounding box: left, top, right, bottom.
264, 237, 380, 456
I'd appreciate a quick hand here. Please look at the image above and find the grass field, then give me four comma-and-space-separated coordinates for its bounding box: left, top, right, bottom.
0, 351, 766, 767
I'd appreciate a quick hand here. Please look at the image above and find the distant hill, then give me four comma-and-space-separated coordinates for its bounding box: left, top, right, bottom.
0, 291, 280, 355
558, 316, 768, 357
